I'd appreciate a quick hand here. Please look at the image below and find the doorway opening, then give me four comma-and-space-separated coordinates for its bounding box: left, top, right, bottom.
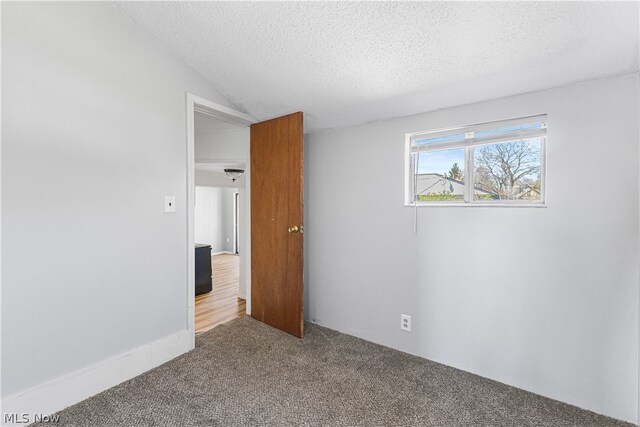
194, 185, 243, 333
187, 95, 305, 342
186, 94, 255, 344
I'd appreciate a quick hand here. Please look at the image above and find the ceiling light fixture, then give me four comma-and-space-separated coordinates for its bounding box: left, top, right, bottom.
224, 168, 244, 182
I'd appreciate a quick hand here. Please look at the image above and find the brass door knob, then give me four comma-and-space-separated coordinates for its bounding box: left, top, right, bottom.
288, 225, 299, 233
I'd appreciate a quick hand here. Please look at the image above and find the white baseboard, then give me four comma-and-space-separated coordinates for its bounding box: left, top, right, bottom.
238, 292, 246, 299
211, 251, 235, 256
1, 329, 192, 426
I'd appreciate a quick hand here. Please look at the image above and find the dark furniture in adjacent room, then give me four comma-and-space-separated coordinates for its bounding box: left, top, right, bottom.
195, 244, 212, 295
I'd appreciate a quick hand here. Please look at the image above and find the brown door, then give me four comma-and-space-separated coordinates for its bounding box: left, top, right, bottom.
250, 112, 304, 337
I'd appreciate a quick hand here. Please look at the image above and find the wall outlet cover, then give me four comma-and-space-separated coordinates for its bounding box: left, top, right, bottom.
401, 314, 411, 332
164, 196, 176, 213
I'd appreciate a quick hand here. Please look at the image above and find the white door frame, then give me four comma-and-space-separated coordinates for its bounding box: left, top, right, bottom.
186, 93, 255, 348
233, 191, 239, 254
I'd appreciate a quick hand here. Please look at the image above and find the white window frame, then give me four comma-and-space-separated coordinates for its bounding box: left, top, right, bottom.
404, 114, 547, 207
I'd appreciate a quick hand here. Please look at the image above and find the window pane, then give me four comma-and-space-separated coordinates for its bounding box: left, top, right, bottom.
473, 138, 542, 201
414, 149, 465, 202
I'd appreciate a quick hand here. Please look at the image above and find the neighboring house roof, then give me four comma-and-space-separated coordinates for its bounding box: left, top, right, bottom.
415, 173, 496, 196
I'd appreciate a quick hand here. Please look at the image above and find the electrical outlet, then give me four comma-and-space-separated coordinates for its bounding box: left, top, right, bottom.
401, 314, 411, 332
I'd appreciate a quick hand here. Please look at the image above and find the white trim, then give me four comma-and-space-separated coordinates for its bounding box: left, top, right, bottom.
539, 135, 547, 205
190, 94, 255, 125
186, 95, 196, 350
244, 149, 252, 316
1, 330, 191, 425
186, 93, 256, 341
404, 133, 412, 206
403, 203, 547, 208
464, 145, 472, 203
233, 191, 239, 254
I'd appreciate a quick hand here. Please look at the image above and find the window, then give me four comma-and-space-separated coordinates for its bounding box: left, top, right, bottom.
405, 115, 546, 206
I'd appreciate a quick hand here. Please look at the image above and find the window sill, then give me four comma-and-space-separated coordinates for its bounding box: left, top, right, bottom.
404, 202, 546, 208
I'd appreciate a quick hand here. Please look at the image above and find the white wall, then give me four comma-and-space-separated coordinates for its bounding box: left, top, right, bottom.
195, 170, 246, 188
220, 188, 237, 253
195, 128, 249, 162
238, 186, 249, 300
195, 187, 222, 251
1, 1, 236, 406
194, 187, 237, 253
305, 74, 639, 423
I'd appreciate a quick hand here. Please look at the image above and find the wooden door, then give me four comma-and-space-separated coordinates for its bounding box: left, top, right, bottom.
250, 112, 304, 337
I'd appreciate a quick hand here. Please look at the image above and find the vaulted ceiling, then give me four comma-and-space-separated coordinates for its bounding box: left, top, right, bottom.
116, 2, 639, 133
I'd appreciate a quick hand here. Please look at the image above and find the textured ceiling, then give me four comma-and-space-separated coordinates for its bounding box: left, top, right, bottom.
116, 2, 639, 132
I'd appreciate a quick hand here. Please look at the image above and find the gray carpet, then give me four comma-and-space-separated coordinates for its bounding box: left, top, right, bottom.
52, 317, 630, 426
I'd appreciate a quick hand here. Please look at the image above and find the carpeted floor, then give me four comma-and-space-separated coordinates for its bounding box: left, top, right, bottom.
52, 317, 630, 426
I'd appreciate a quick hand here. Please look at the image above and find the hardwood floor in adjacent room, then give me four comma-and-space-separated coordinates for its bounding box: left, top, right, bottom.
195, 254, 245, 334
